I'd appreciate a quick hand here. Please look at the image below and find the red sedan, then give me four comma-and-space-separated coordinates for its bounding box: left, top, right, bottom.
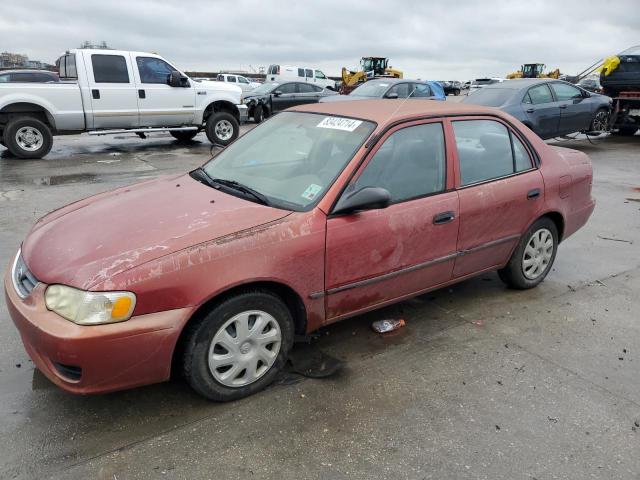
5, 100, 595, 401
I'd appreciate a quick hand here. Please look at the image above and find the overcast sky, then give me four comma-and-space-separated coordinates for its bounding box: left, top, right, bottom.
1, 0, 638, 80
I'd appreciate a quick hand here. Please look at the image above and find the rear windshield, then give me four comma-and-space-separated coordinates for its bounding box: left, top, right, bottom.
465, 88, 515, 106
472, 79, 499, 86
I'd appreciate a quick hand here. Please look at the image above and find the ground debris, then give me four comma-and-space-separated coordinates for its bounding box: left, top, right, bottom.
597, 235, 633, 244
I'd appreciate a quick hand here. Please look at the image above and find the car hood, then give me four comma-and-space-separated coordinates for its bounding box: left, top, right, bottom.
197, 80, 242, 95
21, 174, 291, 290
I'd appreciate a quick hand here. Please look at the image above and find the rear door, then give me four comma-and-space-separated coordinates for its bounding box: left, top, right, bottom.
451, 118, 543, 277
132, 55, 195, 127
85, 52, 139, 128
295, 83, 322, 105
549, 82, 593, 135
385, 82, 412, 98
410, 82, 433, 99
522, 83, 561, 138
325, 120, 459, 320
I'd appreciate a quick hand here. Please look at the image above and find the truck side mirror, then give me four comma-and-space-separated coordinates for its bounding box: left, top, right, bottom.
168, 71, 188, 88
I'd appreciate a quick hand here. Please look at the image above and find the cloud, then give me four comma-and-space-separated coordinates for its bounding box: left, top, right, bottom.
0, 0, 638, 80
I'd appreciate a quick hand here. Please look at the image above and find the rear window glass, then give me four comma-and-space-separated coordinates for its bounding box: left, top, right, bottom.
92, 54, 129, 83
465, 88, 514, 106
58, 54, 77, 79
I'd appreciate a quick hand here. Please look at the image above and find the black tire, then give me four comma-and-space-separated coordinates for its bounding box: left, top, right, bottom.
4, 117, 53, 159
170, 130, 198, 142
182, 290, 294, 401
205, 112, 239, 146
612, 126, 638, 136
253, 105, 265, 124
589, 108, 610, 132
498, 217, 558, 289
454, 89, 461, 96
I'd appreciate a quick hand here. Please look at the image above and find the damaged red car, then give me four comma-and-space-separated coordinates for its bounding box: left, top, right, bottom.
5, 100, 595, 401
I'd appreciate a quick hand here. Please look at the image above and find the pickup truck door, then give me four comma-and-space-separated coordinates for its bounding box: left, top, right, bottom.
84, 51, 139, 128
131, 54, 195, 127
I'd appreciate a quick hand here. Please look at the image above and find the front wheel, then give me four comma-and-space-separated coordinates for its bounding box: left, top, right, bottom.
170, 130, 198, 142
205, 112, 239, 146
4, 117, 53, 159
454, 89, 461, 96
182, 291, 294, 401
498, 217, 558, 289
253, 105, 265, 124
590, 108, 609, 132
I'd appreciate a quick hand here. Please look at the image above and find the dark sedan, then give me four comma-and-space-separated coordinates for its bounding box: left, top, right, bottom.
320, 78, 445, 103
462, 79, 611, 139
243, 81, 337, 123
0, 70, 59, 83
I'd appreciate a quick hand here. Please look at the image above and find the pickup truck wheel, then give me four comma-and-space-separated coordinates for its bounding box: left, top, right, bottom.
205, 112, 239, 146
498, 218, 558, 289
612, 126, 638, 136
4, 117, 53, 159
170, 130, 198, 142
181, 291, 294, 401
454, 89, 461, 96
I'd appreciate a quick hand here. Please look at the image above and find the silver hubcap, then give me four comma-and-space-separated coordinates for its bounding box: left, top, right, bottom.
522, 228, 554, 280
592, 111, 609, 131
214, 120, 234, 141
15, 126, 44, 151
208, 310, 281, 387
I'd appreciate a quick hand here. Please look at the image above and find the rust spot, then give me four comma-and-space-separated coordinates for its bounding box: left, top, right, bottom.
632, 187, 640, 192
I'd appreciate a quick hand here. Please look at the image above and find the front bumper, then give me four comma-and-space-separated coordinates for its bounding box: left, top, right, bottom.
4, 268, 192, 394
236, 103, 249, 123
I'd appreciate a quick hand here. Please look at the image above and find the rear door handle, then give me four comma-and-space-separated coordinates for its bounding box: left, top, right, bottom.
559, 104, 568, 109
91, 89, 100, 99
138, 89, 146, 99
527, 188, 541, 199
433, 211, 455, 224
525, 108, 534, 113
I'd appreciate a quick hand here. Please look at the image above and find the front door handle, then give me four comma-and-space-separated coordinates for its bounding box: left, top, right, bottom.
527, 188, 541, 200
92, 89, 100, 99
433, 211, 455, 225
559, 104, 568, 109
525, 108, 534, 113
138, 89, 146, 99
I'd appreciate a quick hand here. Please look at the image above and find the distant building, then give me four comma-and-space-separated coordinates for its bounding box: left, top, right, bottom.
0, 52, 54, 70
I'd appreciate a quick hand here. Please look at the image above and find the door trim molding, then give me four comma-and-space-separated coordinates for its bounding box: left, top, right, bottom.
325, 233, 520, 296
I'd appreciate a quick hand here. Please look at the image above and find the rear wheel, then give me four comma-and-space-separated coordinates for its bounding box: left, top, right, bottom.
205, 112, 239, 146
454, 89, 461, 96
498, 217, 558, 289
589, 108, 609, 132
182, 291, 294, 401
170, 130, 198, 142
4, 117, 53, 159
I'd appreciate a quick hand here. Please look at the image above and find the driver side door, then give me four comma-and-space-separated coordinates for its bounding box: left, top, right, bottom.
549, 82, 593, 135
270, 82, 298, 112
132, 54, 195, 127
324, 120, 459, 321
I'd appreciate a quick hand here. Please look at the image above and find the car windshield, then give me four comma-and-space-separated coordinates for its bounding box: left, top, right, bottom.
202, 112, 376, 210
350, 81, 392, 97
464, 87, 515, 106
250, 82, 279, 95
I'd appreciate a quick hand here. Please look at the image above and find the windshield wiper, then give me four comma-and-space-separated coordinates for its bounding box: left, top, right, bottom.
190, 167, 217, 188
210, 178, 271, 206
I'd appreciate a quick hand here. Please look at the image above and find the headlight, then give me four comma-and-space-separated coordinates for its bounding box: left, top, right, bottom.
45, 285, 136, 325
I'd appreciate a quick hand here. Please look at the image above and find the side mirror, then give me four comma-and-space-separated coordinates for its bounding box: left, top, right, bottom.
168, 71, 189, 87
273, 90, 283, 97
386, 92, 399, 99
332, 187, 391, 215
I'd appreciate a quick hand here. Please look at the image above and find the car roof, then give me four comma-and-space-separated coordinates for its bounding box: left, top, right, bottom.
292, 99, 505, 126
479, 78, 568, 90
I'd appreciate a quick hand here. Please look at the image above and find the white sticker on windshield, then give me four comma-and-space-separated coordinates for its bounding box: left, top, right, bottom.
317, 117, 363, 132
302, 184, 323, 201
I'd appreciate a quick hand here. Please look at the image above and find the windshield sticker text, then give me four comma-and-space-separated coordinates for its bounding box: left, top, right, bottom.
317, 117, 363, 132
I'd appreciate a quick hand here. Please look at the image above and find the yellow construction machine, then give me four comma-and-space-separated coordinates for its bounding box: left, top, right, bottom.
506, 63, 561, 80
340, 57, 402, 93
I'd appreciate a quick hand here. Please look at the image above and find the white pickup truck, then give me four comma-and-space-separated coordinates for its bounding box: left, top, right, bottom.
0, 49, 248, 158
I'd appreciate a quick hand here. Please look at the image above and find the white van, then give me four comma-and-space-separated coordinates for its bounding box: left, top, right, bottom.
266, 65, 336, 90
217, 73, 261, 92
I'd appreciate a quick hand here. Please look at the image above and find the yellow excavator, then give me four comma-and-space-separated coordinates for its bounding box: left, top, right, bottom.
506, 63, 561, 80
340, 57, 403, 93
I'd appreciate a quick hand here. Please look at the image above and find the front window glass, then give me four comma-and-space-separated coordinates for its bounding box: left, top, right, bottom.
136, 57, 176, 84
238, 76, 249, 84
315, 70, 326, 79
352, 123, 446, 203
202, 112, 375, 210
278, 83, 296, 94
350, 81, 392, 97
550, 82, 582, 101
